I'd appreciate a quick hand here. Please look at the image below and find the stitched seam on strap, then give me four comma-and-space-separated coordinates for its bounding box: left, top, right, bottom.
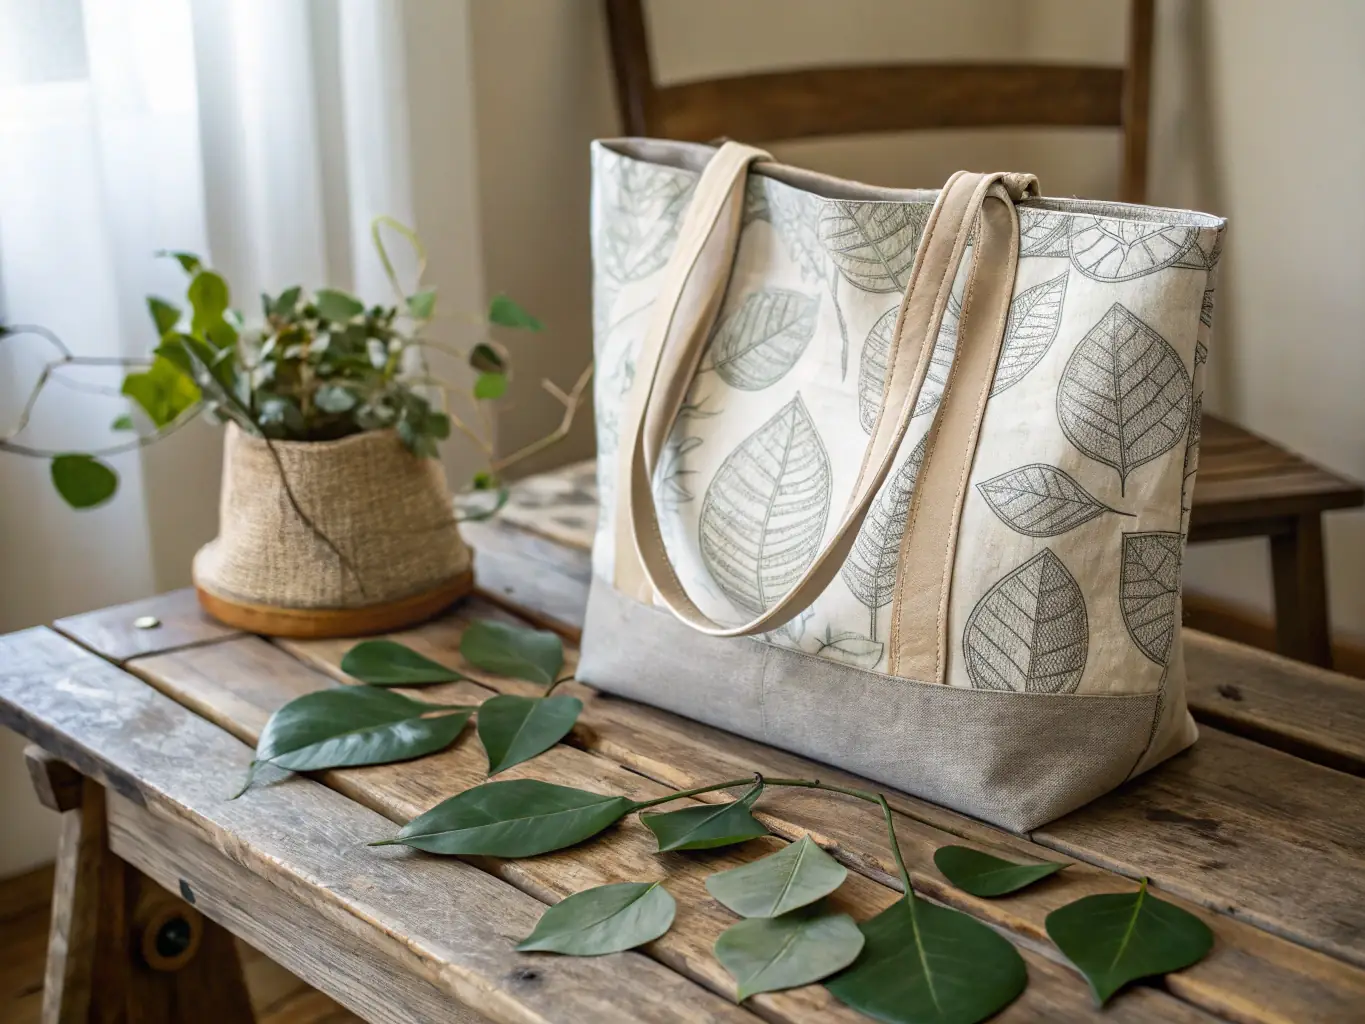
934, 197, 1014, 685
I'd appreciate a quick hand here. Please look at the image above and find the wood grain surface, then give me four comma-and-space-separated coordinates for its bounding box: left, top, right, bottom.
0, 628, 759, 1024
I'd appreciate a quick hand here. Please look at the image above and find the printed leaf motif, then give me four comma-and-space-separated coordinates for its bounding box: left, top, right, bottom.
1200, 287, 1216, 328
742, 177, 770, 227
767, 184, 826, 283
516, 881, 676, 956
934, 846, 1064, 897
818, 201, 927, 292
914, 286, 963, 417
1181, 393, 1203, 519
842, 434, 929, 639
857, 305, 898, 433
827, 896, 1028, 1024
1057, 303, 1192, 495
1046, 879, 1213, 1006
705, 835, 848, 918
814, 630, 885, 670
715, 907, 864, 1001
1069, 218, 1197, 281
1120, 532, 1182, 666
1195, 338, 1209, 367
598, 156, 695, 284
699, 395, 832, 617
964, 549, 1088, 694
991, 271, 1068, 396
1018, 207, 1071, 257
1173, 231, 1223, 272
708, 289, 819, 391
976, 463, 1125, 538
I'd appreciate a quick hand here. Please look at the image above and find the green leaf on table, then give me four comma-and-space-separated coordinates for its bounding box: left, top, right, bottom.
642, 779, 767, 852
315, 288, 366, 322
469, 342, 506, 374
934, 845, 1065, 897
474, 372, 508, 401
715, 905, 863, 1001
121, 356, 201, 427
375, 779, 635, 857
50, 454, 118, 509
111, 413, 135, 432
406, 288, 437, 320
706, 835, 847, 917
187, 270, 230, 336
157, 249, 202, 275
827, 895, 1027, 1024
460, 619, 564, 685
517, 881, 675, 955
488, 294, 542, 331
240, 686, 469, 794
1045, 878, 1213, 1006
147, 296, 181, 337
478, 693, 583, 775
340, 640, 463, 686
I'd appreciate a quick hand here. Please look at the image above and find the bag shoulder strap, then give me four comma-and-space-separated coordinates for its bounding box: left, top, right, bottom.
617, 143, 1035, 639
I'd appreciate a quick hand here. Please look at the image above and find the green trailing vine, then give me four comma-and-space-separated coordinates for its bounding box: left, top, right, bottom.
238, 621, 1215, 1021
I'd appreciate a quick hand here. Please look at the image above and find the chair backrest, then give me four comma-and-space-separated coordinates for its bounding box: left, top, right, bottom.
604, 0, 1154, 203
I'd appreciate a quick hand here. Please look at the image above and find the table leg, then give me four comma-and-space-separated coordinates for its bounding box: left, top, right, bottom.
28, 749, 256, 1023
1269, 513, 1334, 668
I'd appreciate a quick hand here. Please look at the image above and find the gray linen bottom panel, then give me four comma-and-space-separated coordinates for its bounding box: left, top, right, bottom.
578, 581, 1171, 833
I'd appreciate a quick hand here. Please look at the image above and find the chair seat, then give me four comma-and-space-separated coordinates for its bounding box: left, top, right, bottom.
1190, 413, 1363, 537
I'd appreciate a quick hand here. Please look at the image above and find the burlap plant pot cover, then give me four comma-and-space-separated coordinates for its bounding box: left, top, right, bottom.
193, 424, 472, 635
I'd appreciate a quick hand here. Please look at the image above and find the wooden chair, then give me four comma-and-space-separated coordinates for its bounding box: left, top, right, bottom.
601, 0, 1363, 668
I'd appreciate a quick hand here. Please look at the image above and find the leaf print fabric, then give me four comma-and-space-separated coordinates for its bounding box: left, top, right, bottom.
1057, 304, 1192, 495
977, 464, 1126, 538
699, 396, 833, 618
1068, 219, 1197, 282
842, 435, 928, 641
707, 289, 819, 391
589, 141, 1223, 699
1120, 532, 1182, 666
964, 549, 1089, 694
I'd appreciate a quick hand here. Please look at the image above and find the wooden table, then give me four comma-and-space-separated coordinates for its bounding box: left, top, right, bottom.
4, 502, 1365, 1022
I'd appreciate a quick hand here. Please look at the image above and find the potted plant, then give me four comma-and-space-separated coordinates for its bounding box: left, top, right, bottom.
0, 219, 591, 637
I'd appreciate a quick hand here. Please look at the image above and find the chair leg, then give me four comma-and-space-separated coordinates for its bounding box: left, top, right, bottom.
1269, 513, 1334, 668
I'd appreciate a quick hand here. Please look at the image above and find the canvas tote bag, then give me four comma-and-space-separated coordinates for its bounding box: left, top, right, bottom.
578, 139, 1225, 832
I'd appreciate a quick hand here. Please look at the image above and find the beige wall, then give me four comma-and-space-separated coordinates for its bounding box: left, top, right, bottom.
474, 0, 1365, 641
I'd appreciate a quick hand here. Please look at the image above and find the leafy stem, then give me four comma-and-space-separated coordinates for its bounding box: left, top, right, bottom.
631, 774, 912, 895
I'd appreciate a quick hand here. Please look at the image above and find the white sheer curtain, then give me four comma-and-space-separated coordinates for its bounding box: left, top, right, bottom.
0, 0, 417, 632
0, 0, 421, 875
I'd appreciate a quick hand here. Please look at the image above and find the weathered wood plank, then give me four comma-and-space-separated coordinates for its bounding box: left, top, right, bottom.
106, 793, 489, 1024
0, 628, 759, 1024
42, 777, 105, 1024
25, 746, 84, 813
464, 518, 593, 638
277, 610, 1365, 1024
1184, 630, 1365, 774
132, 635, 1210, 1023
54, 588, 240, 664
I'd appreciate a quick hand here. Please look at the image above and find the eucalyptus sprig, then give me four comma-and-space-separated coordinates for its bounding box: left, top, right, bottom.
237, 622, 1217, 1016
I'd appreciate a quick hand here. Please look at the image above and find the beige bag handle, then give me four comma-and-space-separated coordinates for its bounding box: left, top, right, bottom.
618, 143, 1036, 637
